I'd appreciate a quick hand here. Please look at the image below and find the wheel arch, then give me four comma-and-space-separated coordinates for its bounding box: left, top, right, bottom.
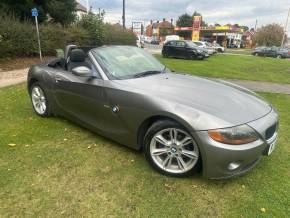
28, 78, 39, 93
137, 114, 195, 150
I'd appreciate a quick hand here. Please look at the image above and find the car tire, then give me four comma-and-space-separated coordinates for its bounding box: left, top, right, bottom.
162, 51, 168, 58
30, 82, 52, 117
143, 120, 201, 177
254, 53, 259, 56
277, 55, 282, 59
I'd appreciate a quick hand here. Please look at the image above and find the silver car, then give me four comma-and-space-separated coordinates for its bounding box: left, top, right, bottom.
27, 45, 279, 179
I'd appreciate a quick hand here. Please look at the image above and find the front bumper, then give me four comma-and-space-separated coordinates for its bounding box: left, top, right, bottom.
194, 108, 279, 179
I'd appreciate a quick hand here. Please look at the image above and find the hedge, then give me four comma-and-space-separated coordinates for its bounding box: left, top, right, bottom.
0, 14, 136, 58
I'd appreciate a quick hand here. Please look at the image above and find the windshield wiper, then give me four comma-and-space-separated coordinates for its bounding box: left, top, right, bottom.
134, 70, 162, 78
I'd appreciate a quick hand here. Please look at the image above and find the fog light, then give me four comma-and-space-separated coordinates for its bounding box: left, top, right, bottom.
228, 162, 241, 171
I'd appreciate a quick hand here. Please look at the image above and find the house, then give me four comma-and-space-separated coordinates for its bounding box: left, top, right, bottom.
242, 29, 256, 48
76, 2, 88, 19
146, 19, 174, 41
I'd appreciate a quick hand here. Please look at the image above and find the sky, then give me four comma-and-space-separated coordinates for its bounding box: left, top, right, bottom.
79, 0, 290, 32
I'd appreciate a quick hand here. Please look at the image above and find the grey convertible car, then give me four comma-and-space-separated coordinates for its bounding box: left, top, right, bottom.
27, 45, 279, 179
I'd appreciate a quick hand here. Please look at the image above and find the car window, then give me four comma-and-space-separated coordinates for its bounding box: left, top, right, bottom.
167, 41, 176, 46
92, 46, 165, 80
193, 41, 203, 46
176, 41, 185, 47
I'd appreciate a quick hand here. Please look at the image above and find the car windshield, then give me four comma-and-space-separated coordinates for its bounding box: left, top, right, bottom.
193, 41, 203, 46
92, 46, 165, 80
186, 41, 198, 48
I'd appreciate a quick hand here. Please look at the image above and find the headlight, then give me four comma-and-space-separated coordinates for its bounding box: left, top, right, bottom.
208, 124, 259, 145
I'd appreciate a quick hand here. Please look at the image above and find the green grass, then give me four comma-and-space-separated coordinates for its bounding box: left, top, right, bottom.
225, 48, 252, 55
157, 54, 290, 84
0, 84, 290, 217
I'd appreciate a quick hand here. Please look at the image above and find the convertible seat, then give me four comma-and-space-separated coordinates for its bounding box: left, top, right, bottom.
67, 49, 91, 72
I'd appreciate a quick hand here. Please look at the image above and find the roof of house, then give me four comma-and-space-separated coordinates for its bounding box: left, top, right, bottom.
76, 2, 87, 12
148, 20, 174, 29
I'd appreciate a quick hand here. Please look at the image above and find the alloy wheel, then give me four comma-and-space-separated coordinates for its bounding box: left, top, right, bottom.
31, 86, 47, 115
149, 128, 199, 174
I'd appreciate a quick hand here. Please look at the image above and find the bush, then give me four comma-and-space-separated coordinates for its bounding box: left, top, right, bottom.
0, 12, 137, 58
77, 12, 105, 46
103, 23, 137, 46
0, 14, 37, 58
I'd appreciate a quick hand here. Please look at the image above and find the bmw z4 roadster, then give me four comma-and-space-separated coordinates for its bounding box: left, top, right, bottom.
27, 45, 279, 179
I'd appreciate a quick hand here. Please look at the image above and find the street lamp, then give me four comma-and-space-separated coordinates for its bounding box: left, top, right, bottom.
122, 0, 125, 29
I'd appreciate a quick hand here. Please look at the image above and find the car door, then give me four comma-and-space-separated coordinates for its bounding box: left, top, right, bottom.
52, 65, 109, 132
264, 48, 272, 57
164, 41, 175, 57
175, 41, 187, 58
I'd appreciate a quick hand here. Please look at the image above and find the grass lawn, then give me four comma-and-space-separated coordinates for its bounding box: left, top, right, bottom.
225, 48, 252, 55
0, 84, 289, 217
157, 54, 290, 84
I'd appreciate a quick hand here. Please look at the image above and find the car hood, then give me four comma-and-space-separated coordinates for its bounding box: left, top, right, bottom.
113, 72, 272, 129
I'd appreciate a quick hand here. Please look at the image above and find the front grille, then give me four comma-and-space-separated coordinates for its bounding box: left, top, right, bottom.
265, 123, 277, 140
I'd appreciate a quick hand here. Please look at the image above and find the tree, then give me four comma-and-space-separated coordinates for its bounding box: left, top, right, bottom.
253, 24, 286, 46
176, 13, 192, 38
77, 10, 105, 46
45, 0, 76, 25
0, 0, 76, 25
176, 13, 192, 27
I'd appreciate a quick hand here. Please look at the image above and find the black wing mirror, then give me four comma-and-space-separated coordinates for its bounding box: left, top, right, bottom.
72, 66, 92, 77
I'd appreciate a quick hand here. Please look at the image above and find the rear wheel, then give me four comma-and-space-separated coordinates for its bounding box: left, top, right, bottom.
277, 55, 282, 59
30, 82, 52, 117
143, 120, 201, 177
254, 53, 259, 56
162, 50, 168, 58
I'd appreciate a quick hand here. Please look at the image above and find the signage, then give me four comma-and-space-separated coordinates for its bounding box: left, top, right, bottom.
192, 16, 201, 41
31, 8, 42, 61
215, 25, 230, 30
175, 27, 193, 31
31, 8, 38, 17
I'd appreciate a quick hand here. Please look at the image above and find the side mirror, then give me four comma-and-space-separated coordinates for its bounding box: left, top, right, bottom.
72, 66, 92, 77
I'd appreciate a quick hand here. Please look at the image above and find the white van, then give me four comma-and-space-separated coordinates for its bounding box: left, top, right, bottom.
164, 35, 180, 44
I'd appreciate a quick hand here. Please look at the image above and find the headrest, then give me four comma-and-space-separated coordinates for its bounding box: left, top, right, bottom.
70, 49, 86, 62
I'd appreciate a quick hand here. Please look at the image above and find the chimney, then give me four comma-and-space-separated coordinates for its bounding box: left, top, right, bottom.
150, 20, 153, 25
170, 18, 173, 26
163, 18, 166, 22
157, 20, 159, 23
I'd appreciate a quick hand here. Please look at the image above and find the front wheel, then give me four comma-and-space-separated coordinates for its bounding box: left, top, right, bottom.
30, 82, 52, 117
143, 120, 201, 177
277, 55, 282, 59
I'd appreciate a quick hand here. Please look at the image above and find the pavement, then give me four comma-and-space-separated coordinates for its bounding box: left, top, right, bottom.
1, 67, 290, 95
0, 68, 29, 88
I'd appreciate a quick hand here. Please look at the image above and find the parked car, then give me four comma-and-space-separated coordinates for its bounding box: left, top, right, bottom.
252, 46, 290, 58
227, 44, 238, 48
151, 39, 160, 45
144, 36, 152, 44
27, 45, 279, 179
162, 40, 209, 60
192, 41, 216, 55
211, 42, 225, 53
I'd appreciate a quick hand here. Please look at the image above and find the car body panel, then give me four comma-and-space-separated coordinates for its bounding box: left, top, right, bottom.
162, 40, 207, 59
27, 45, 279, 179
